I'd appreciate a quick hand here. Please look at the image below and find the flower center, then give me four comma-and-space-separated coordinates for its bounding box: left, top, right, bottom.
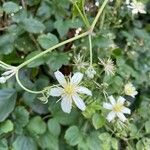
125, 87, 134, 95
113, 103, 123, 112
64, 84, 75, 95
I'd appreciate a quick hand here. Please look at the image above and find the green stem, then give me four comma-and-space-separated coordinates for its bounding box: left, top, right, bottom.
17, 31, 89, 69
88, 35, 93, 66
74, 2, 90, 28
15, 70, 43, 94
90, 0, 109, 31
1, 0, 108, 94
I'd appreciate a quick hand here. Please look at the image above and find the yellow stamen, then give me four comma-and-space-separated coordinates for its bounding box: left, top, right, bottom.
113, 103, 123, 112
64, 84, 75, 95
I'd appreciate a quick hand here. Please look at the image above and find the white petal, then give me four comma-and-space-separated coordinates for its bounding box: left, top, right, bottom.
122, 107, 131, 114
132, 9, 138, 14
117, 96, 126, 104
108, 96, 116, 105
106, 112, 116, 122
103, 103, 113, 110
49, 87, 64, 97
117, 112, 127, 122
139, 9, 146, 14
77, 86, 92, 96
72, 94, 86, 111
54, 71, 67, 87
71, 72, 83, 85
61, 96, 72, 113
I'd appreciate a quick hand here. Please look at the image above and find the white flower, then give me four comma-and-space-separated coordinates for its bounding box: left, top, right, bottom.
127, 1, 146, 14
99, 58, 115, 76
103, 96, 131, 122
124, 83, 138, 98
49, 71, 92, 113
85, 66, 96, 79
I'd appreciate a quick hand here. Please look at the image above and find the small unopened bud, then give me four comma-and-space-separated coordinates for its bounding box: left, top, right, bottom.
85, 66, 96, 79
0, 77, 6, 84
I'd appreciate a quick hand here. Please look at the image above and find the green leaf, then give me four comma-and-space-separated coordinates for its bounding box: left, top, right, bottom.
25, 51, 45, 68
47, 118, 61, 137
145, 120, 150, 133
0, 120, 14, 134
111, 138, 118, 150
92, 113, 105, 129
0, 139, 8, 150
27, 116, 46, 134
87, 132, 102, 150
3, 2, 19, 14
26, 0, 41, 6
65, 126, 81, 146
37, 33, 58, 49
46, 52, 70, 71
13, 135, 37, 150
22, 18, 45, 33
0, 34, 15, 55
54, 19, 69, 37
39, 132, 59, 150
0, 89, 16, 122
12, 106, 29, 127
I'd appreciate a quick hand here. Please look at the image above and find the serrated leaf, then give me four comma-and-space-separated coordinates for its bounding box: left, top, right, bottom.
47, 118, 61, 137
145, 120, 150, 133
3, 2, 19, 14
25, 51, 45, 68
13, 135, 37, 150
37, 33, 58, 49
65, 126, 81, 146
92, 113, 105, 129
22, 18, 45, 33
0, 89, 16, 122
0, 139, 8, 150
39, 132, 59, 150
27, 116, 46, 134
0, 120, 14, 134
12, 106, 29, 127
46, 52, 70, 71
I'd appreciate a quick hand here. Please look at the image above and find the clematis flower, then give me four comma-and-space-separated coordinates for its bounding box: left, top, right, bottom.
103, 96, 131, 122
49, 71, 92, 113
127, 1, 146, 14
124, 83, 138, 98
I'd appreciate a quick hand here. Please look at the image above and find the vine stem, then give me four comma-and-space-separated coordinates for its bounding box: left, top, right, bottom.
90, 0, 109, 32
88, 35, 93, 66
0, 0, 109, 94
15, 70, 44, 94
73, 2, 90, 28
17, 0, 109, 69
17, 31, 89, 69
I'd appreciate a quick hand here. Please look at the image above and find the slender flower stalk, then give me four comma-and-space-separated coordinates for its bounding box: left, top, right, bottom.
49, 71, 92, 113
